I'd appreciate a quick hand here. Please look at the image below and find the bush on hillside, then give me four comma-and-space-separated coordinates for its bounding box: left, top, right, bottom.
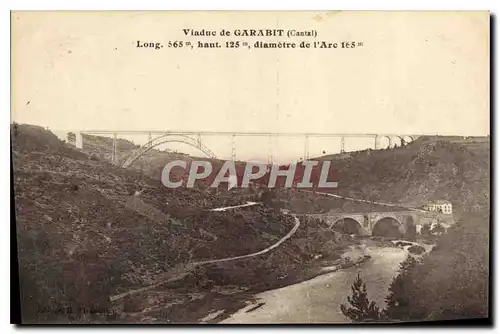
390, 213, 488, 321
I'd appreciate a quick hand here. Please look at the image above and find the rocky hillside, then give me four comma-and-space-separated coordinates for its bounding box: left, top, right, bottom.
80, 133, 184, 173
315, 136, 490, 219
78, 133, 238, 187
12, 124, 347, 323
13, 125, 490, 323
78, 132, 490, 218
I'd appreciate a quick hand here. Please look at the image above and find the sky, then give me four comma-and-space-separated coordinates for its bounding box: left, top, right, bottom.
11, 11, 490, 163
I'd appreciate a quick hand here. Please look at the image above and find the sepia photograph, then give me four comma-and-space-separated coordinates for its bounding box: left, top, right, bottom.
10, 10, 490, 325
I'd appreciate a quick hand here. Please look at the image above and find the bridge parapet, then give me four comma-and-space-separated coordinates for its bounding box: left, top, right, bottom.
302, 210, 454, 235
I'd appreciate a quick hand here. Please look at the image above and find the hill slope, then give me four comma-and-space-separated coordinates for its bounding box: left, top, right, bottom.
79, 132, 490, 218
315, 137, 490, 219
12, 124, 348, 323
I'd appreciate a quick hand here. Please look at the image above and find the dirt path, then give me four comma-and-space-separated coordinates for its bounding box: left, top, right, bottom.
210, 201, 262, 212
299, 189, 425, 212
110, 207, 300, 302
191, 214, 300, 266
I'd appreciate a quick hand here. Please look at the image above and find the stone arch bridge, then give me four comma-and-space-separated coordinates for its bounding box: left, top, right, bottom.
304, 210, 455, 236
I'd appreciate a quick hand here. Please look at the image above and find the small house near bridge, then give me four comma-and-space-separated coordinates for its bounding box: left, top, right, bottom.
422, 200, 453, 215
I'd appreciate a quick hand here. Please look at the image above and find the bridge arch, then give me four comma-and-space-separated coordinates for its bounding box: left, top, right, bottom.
378, 135, 391, 149
331, 217, 363, 235
372, 216, 405, 238
122, 134, 217, 168
402, 135, 414, 146
391, 136, 403, 148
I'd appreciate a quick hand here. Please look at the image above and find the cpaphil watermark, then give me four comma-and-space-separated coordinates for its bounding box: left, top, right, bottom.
161, 160, 339, 189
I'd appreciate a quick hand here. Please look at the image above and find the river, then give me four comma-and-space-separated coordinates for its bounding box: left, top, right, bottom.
219, 240, 411, 324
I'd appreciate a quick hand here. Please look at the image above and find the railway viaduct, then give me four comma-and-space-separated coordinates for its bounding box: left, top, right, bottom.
67, 130, 422, 166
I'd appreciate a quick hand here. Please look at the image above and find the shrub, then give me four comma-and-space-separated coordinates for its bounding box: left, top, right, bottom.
420, 223, 431, 236
408, 245, 426, 255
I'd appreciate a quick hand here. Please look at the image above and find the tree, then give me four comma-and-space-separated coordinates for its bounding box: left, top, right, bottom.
340, 273, 382, 322
67, 132, 76, 142
383, 255, 419, 321
430, 222, 446, 235
420, 223, 431, 236
260, 188, 276, 206
404, 216, 416, 241
383, 212, 489, 321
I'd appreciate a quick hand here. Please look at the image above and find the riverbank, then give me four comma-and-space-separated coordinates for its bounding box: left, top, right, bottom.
114, 236, 431, 324
220, 240, 410, 323
112, 233, 363, 323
